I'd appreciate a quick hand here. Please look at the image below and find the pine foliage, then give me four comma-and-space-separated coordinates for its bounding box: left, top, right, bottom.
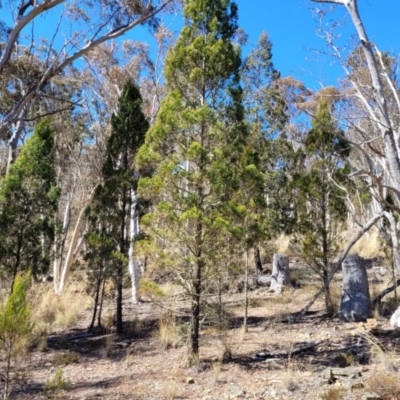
0, 119, 59, 290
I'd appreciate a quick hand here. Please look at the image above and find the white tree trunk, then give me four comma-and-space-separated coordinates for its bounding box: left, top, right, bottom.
383, 211, 400, 273
55, 185, 97, 295
339, 254, 371, 322
0, 0, 175, 139
270, 254, 290, 294
311, 0, 400, 199
390, 306, 400, 328
53, 187, 73, 292
128, 189, 140, 305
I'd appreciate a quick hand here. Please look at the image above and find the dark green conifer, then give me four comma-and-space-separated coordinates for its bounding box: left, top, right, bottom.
292, 99, 350, 315
84, 81, 148, 334
0, 119, 59, 291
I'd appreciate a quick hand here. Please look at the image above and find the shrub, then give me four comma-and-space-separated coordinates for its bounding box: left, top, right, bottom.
53, 351, 80, 366
44, 369, 71, 396
0, 275, 32, 399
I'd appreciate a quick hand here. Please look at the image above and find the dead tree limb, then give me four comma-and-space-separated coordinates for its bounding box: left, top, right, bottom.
372, 279, 400, 308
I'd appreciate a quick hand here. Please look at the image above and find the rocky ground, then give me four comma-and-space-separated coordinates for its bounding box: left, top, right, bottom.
3, 258, 400, 400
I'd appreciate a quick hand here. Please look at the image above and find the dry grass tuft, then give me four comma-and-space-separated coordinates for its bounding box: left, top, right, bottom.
358, 330, 399, 372
125, 347, 135, 367
349, 228, 383, 258
283, 360, 301, 392
365, 371, 400, 399
53, 351, 80, 366
30, 281, 88, 334
319, 387, 344, 400
103, 334, 115, 358
327, 283, 342, 316
164, 378, 179, 399
44, 368, 71, 397
158, 312, 184, 350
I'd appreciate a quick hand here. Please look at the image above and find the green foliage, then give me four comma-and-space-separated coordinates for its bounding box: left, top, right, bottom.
44, 369, 71, 396
291, 99, 349, 315
84, 80, 148, 333
0, 275, 32, 345
137, 0, 263, 365
139, 279, 165, 300
242, 31, 294, 238
0, 275, 32, 399
0, 119, 59, 288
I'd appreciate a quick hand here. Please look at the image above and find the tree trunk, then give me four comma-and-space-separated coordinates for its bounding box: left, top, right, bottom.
339, 254, 371, 322
254, 246, 262, 275
390, 305, 400, 328
188, 258, 202, 367
116, 273, 123, 334
56, 185, 98, 295
128, 189, 140, 305
270, 253, 290, 294
243, 248, 249, 333
88, 273, 102, 332
97, 279, 106, 330
292, 213, 382, 323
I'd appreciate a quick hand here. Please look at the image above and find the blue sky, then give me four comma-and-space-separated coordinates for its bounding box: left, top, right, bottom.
236, 0, 400, 90
3, 0, 400, 91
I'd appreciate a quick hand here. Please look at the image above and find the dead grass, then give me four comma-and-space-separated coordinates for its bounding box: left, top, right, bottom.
53, 350, 79, 366
30, 281, 89, 334
349, 227, 383, 258
164, 378, 179, 399
319, 387, 345, 400
103, 334, 115, 358
158, 312, 184, 350
283, 358, 301, 392
365, 371, 400, 399
328, 283, 342, 316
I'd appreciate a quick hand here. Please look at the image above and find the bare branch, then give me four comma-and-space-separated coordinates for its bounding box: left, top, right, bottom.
0, 0, 175, 139
311, 0, 346, 4
0, 0, 65, 74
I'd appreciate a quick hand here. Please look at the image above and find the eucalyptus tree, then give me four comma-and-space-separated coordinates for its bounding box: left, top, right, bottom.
137, 0, 255, 365
0, 119, 59, 291
292, 0, 400, 320
0, 0, 176, 169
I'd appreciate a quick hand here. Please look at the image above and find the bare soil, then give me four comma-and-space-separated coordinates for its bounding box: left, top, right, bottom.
4, 261, 400, 400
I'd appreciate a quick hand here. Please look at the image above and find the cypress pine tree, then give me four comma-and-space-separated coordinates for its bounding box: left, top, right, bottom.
0, 274, 32, 399
85, 81, 149, 334
292, 99, 350, 315
0, 119, 59, 291
137, 0, 251, 365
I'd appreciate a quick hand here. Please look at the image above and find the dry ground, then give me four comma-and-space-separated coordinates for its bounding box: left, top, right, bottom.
3, 258, 400, 400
